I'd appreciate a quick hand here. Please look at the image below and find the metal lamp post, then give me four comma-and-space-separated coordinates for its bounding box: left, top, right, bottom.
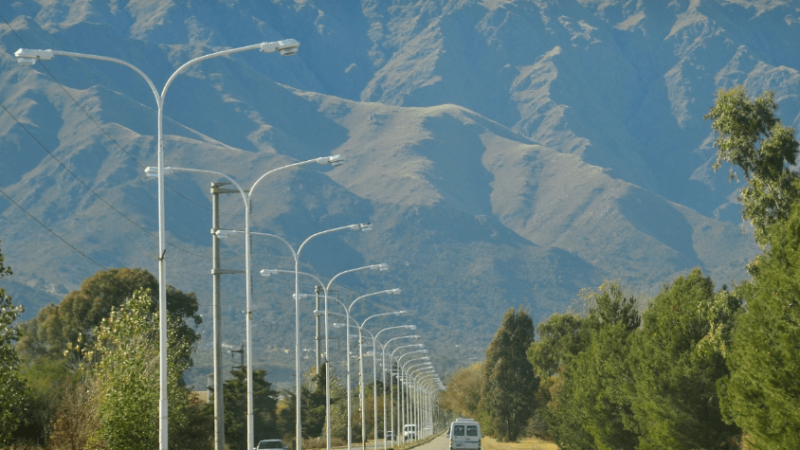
327, 290, 402, 450
260, 264, 389, 450
216, 224, 370, 450
16, 40, 300, 450
377, 335, 420, 449
146, 157, 342, 450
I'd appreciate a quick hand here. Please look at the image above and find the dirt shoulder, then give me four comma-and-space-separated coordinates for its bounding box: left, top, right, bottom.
481, 436, 559, 450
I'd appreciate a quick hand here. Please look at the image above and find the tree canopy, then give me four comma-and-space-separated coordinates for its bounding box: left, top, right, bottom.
17, 268, 201, 364
479, 307, 538, 442
705, 86, 800, 246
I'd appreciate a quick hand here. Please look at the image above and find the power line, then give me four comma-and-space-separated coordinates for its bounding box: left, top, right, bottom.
0, 8, 242, 219
0, 102, 207, 260
0, 186, 107, 270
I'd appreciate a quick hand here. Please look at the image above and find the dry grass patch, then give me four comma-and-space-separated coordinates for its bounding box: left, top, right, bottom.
481, 436, 559, 450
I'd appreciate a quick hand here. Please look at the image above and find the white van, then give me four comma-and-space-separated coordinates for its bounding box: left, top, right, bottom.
403, 423, 416, 440
449, 418, 481, 450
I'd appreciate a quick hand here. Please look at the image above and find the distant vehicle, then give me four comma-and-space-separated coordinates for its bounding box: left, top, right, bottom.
255, 439, 288, 450
403, 423, 417, 440
449, 418, 481, 450
386, 430, 395, 441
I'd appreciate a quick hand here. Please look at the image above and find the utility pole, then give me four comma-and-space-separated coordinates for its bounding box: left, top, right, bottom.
315, 285, 323, 374
211, 182, 245, 450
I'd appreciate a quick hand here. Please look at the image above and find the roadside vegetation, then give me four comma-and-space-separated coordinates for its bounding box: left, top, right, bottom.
440, 86, 800, 450
2, 85, 800, 449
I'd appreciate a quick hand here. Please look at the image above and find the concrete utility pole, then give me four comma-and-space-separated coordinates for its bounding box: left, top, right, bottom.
211, 182, 245, 450
315, 285, 324, 374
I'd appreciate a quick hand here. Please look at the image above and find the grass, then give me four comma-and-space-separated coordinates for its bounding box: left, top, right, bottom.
480, 436, 559, 450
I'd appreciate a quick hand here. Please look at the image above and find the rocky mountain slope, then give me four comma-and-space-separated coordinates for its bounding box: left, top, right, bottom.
2, 0, 795, 383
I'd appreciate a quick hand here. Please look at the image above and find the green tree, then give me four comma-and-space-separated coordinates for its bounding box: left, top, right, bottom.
628, 270, 740, 450
705, 86, 800, 246
222, 365, 279, 449
479, 307, 539, 441
717, 199, 800, 449
17, 267, 201, 364
440, 362, 482, 418
0, 241, 29, 444
533, 282, 640, 450
83, 288, 197, 450
559, 283, 640, 450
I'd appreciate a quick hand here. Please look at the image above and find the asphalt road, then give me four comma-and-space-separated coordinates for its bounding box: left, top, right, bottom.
412, 434, 449, 450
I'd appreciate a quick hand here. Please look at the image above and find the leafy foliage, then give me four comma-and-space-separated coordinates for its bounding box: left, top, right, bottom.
480, 307, 538, 442
706, 86, 800, 246
440, 362, 482, 418
628, 270, 740, 450
718, 199, 800, 449
82, 288, 197, 450
0, 241, 29, 444
17, 268, 201, 365
532, 282, 639, 450
221, 365, 279, 450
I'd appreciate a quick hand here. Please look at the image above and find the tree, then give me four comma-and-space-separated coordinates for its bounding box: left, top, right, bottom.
17, 267, 201, 364
559, 283, 640, 450
706, 86, 800, 246
628, 270, 740, 450
532, 282, 640, 450
479, 307, 539, 441
440, 362, 482, 418
718, 199, 800, 449
83, 288, 198, 450
222, 365, 279, 449
0, 240, 29, 444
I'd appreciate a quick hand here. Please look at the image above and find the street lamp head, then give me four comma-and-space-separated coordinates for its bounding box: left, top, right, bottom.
349, 222, 372, 232
293, 293, 312, 300
260, 39, 300, 56
14, 48, 54, 65
371, 263, 389, 271
394, 310, 407, 316
333, 323, 346, 328
144, 166, 174, 178
405, 325, 417, 330
391, 288, 401, 295
216, 229, 240, 239
259, 268, 279, 277
316, 154, 345, 166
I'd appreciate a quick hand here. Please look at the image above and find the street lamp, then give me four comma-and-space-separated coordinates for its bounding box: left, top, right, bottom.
16, 39, 300, 450
327, 290, 401, 450
332, 310, 405, 450
389, 344, 424, 445
261, 264, 388, 450
398, 356, 431, 443
146, 158, 342, 450
376, 335, 420, 449
216, 223, 370, 450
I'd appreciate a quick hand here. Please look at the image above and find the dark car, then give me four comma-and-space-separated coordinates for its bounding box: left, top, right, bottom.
255, 439, 287, 450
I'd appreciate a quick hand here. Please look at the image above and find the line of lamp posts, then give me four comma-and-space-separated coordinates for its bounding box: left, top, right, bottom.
14, 41, 444, 450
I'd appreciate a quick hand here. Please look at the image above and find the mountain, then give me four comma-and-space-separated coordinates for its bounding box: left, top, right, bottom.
2, 0, 795, 386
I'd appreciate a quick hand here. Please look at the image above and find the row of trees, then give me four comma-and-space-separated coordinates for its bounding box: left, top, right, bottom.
441, 86, 800, 450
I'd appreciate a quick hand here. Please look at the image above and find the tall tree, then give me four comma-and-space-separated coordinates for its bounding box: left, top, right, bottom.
17, 267, 201, 363
628, 270, 740, 450
82, 288, 198, 450
561, 282, 640, 450
705, 86, 799, 246
222, 365, 279, 449
718, 199, 800, 449
440, 362, 482, 418
479, 307, 539, 442
0, 240, 29, 444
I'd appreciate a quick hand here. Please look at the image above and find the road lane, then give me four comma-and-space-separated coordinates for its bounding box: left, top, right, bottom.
412, 434, 449, 450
